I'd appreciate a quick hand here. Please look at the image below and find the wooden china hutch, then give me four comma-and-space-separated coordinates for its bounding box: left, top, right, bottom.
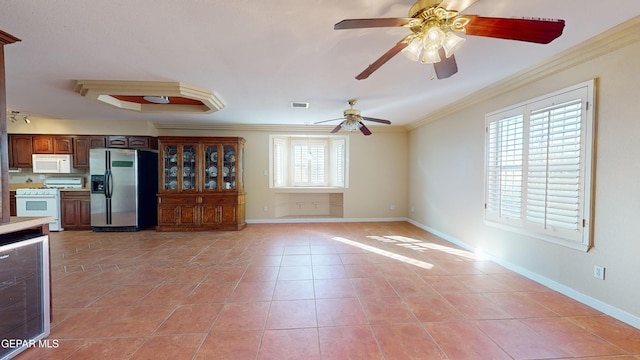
156, 136, 246, 231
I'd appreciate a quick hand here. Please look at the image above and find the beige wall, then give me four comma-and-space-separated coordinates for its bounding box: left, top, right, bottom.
7, 117, 157, 136
408, 23, 640, 325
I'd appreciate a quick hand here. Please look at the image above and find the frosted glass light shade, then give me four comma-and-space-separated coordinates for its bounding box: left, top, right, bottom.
401, 37, 423, 62
421, 47, 441, 64
443, 32, 466, 58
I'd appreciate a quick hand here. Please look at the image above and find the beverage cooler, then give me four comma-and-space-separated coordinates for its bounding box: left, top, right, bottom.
89, 148, 158, 231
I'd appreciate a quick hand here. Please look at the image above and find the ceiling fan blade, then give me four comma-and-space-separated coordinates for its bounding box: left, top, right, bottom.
314, 117, 345, 125
465, 16, 566, 44
362, 116, 392, 124
356, 40, 409, 80
334, 18, 413, 30
434, 49, 458, 79
331, 123, 344, 133
359, 122, 372, 136
439, 0, 480, 12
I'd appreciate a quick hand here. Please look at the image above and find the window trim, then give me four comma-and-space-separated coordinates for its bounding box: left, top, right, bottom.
269, 134, 349, 189
484, 80, 596, 251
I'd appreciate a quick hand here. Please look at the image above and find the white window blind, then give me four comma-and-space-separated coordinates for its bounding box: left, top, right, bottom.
526, 99, 583, 240
273, 137, 287, 188
486, 112, 524, 224
270, 135, 348, 188
332, 138, 346, 187
484, 80, 595, 251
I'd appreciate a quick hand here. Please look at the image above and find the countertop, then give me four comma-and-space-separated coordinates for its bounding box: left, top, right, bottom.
0, 216, 54, 235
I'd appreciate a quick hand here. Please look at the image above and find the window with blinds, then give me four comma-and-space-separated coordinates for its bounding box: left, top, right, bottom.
269, 135, 348, 188
484, 80, 595, 251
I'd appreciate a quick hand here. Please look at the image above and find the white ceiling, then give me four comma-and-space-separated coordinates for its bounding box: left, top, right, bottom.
1, 0, 639, 128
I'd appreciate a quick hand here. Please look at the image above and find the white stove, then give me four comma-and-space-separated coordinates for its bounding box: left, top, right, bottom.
15, 177, 84, 231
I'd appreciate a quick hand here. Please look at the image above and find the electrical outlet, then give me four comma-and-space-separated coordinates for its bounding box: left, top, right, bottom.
389, 205, 396, 211
593, 265, 605, 280
263, 206, 269, 212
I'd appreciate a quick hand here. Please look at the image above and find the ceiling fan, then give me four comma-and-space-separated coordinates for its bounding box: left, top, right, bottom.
315, 99, 392, 136
335, 0, 566, 80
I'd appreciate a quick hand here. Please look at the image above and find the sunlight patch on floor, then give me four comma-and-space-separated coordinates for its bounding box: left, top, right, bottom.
331, 236, 434, 269
367, 235, 477, 260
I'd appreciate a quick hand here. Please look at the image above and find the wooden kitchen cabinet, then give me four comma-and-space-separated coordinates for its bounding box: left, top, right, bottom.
9, 135, 33, 167
32, 135, 73, 154
73, 135, 106, 168
107, 135, 158, 150
60, 191, 91, 230
9, 191, 16, 216
156, 136, 246, 231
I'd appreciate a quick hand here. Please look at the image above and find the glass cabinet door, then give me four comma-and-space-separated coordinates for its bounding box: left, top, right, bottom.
222, 144, 237, 190
204, 145, 219, 190
162, 144, 197, 191
181, 145, 197, 191
163, 145, 179, 191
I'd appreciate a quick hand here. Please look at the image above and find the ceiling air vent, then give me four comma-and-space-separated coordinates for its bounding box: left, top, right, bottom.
291, 101, 309, 109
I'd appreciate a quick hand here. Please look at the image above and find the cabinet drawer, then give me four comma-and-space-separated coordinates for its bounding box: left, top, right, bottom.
201, 195, 237, 205
60, 191, 90, 200
157, 195, 198, 205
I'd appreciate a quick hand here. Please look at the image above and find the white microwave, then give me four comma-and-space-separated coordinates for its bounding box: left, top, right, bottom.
32, 154, 73, 173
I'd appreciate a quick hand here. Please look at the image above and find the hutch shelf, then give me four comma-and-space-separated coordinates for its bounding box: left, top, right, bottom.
156, 136, 246, 231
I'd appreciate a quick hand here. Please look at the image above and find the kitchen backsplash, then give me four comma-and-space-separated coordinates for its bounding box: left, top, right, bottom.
9, 168, 90, 186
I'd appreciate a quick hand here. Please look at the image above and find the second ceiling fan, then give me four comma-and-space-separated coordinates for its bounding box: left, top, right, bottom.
315, 99, 391, 136
335, 0, 566, 80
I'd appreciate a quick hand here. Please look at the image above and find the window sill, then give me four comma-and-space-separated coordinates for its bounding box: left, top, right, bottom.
484, 219, 592, 252
273, 187, 345, 193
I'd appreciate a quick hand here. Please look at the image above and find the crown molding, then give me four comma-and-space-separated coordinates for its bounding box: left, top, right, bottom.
405, 16, 640, 131
153, 122, 407, 134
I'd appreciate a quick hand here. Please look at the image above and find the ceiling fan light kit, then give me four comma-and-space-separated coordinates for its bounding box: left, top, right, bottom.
315, 99, 391, 136
334, 0, 565, 80
400, 6, 469, 64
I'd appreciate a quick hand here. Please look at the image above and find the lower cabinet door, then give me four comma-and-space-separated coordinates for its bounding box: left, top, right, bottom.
159, 204, 197, 227
201, 204, 221, 225
220, 204, 237, 225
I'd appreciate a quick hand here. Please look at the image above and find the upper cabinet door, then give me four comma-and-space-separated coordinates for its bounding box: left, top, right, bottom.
32, 135, 54, 153
53, 136, 73, 154
10, 135, 33, 167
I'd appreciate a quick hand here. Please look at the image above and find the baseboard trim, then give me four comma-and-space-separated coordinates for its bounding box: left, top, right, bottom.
246, 217, 408, 224
406, 219, 640, 330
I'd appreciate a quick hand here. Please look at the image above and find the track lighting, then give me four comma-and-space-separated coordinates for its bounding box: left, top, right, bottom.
8, 110, 18, 123
6, 110, 31, 124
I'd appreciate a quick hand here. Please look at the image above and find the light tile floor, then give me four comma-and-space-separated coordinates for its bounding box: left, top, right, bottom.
14, 222, 640, 359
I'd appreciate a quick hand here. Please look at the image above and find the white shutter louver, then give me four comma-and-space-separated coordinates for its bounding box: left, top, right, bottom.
526, 100, 582, 236
486, 114, 524, 221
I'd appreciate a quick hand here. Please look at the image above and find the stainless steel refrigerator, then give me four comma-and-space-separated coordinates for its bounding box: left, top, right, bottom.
90, 148, 158, 231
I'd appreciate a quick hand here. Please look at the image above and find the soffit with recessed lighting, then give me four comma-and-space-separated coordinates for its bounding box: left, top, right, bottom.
74, 80, 225, 114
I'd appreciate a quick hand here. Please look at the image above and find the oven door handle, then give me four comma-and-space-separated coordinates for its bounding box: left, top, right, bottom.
15, 195, 58, 199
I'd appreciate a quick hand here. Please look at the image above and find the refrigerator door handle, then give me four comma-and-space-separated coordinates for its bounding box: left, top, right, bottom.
105, 169, 113, 198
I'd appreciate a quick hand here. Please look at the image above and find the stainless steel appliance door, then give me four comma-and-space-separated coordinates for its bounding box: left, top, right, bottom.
90, 148, 108, 227
108, 149, 138, 227
0, 234, 51, 360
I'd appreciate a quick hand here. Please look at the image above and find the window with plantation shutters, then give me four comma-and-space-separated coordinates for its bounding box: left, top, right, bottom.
485, 80, 595, 251
486, 111, 524, 225
269, 135, 348, 188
